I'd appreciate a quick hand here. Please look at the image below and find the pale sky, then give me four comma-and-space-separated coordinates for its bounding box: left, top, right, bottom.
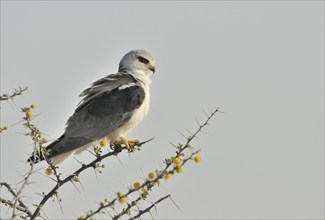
1, 1, 324, 219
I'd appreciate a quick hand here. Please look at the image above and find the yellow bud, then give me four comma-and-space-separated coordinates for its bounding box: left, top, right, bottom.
148, 172, 155, 179
100, 139, 107, 147
117, 191, 122, 197
119, 196, 127, 204
173, 157, 181, 166
156, 179, 161, 186
26, 111, 32, 120
45, 167, 53, 175
176, 165, 183, 174
71, 176, 79, 182
194, 155, 202, 163
164, 173, 172, 180
78, 215, 86, 220
42, 137, 47, 143
30, 104, 35, 109
133, 181, 141, 190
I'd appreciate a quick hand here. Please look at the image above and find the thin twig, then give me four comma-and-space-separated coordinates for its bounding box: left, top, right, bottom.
128, 194, 170, 220
11, 164, 34, 219
0, 87, 28, 101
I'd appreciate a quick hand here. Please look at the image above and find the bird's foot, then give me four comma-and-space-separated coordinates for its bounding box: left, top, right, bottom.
113, 137, 141, 151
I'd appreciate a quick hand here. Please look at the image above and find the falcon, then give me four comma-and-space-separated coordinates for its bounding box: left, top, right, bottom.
28, 50, 155, 164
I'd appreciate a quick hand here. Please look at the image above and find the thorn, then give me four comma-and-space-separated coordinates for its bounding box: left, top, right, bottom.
176, 129, 187, 140
168, 142, 177, 148
137, 137, 155, 146
72, 156, 84, 166
202, 108, 209, 118
200, 129, 213, 136
193, 135, 200, 140
185, 128, 193, 136
56, 193, 64, 214
78, 180, 85, 193
71, 181, 81, 194
169, 195, 183, 213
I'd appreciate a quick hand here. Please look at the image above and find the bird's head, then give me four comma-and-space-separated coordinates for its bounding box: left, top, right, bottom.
119, 50, 156, 76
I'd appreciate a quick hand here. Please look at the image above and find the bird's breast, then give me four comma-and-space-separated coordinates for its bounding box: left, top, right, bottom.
126, 85, 150, 130
109, 85, 150, 141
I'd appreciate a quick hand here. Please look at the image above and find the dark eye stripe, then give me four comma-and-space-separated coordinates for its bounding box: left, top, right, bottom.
138, 56, 150, 64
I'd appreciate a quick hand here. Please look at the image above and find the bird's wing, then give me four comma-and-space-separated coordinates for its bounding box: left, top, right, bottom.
77, 73, 137, 111
65, 85, 145, 141
41, 73, 146, 159
46, 80, 145, 157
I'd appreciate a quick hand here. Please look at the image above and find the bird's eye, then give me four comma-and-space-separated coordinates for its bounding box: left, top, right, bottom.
138, 56, 149, 64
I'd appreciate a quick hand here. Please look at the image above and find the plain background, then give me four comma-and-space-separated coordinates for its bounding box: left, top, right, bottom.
1, 1, 324, 219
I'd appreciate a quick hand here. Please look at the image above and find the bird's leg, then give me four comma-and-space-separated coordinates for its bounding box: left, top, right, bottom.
113, 136, 141, 150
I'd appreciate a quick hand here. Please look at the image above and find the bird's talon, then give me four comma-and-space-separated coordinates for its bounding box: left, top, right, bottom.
128, 139, 141, 145
113, 138, 141, 151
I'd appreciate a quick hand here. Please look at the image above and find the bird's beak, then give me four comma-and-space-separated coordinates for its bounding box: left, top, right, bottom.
150, 66, 155, 74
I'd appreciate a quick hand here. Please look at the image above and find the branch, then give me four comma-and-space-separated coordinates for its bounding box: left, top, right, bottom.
83, 108, 219, 219
1, 106, 43, 219
30, 139, 154, 219
0, 126, 8, 133
0, 197, 30, 214
11, 165, 34, 219
0, 87, 28, 101
0, 182, 33, 218
1, 105, 219, 220
0, 105, 48, 219
110, 150, 200, 220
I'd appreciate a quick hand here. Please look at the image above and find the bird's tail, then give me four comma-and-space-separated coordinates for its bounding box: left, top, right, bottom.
27, 135, 92, 165
27, 135, 64, 164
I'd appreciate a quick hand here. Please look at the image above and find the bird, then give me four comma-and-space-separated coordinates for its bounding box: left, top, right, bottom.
28, 50, 155, 165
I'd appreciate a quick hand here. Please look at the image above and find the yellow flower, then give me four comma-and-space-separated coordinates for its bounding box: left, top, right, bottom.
119, 196, 127, 204
194, 155, 202, 163
100, 139, 107, 147
176, 165, 183, 174
78, 215, 86, 220
164, 173, 172, 180
148, 172, 155, 179
173, 157, 181, 166
45, 167, 53, 175
133, 181, 141, 190
26, 110, 32, 120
